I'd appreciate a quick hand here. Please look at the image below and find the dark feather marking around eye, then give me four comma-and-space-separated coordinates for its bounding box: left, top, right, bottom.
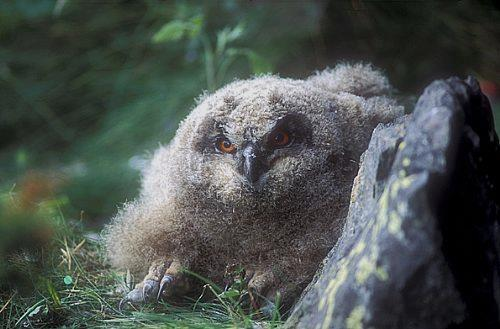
267, 113, 313, 148
193, 118, 231, 154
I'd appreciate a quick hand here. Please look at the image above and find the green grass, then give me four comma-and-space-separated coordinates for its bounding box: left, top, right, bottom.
0, 187, 282, 328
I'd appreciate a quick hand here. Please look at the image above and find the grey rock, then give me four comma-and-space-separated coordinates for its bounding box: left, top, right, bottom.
285, 77, 500, 329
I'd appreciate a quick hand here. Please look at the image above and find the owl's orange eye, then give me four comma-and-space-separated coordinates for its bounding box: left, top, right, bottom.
216, 137, 236, 154
269, 130, 290, 148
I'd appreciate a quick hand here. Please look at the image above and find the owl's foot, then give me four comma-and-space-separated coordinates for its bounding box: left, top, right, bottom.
119, 259, 185, 310
244, 270, 281, 317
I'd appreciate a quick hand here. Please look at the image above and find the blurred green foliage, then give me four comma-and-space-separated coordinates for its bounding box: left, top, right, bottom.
0, 0, 499, 225
0, 190, 53, 292
0, 174, 67, 310
0, 1, 319, 223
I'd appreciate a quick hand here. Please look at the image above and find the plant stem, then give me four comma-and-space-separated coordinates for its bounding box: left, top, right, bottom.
201, 34, 216, 92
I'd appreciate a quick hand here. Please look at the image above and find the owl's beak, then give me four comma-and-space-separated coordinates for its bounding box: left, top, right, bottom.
241, 143, 269, 186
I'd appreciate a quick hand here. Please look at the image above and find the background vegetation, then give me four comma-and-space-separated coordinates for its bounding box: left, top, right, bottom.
0, 0, 499, 327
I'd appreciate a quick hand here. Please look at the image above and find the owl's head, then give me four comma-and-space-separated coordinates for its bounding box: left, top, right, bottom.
149, 63, 402, 213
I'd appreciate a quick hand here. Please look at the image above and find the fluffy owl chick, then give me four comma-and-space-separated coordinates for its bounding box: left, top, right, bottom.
104, 63, 403, 312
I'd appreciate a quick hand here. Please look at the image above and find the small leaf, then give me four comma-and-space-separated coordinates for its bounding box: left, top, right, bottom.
28, 305, 44, 317
216, 24, 245, 56
225, 24, 245, 43
187, 14, 203, 38
153, 15, 204, 44
152, 20, 188, 43
219, 289, 240, 299
46, 280, 61, 307
63, 275, 73, 285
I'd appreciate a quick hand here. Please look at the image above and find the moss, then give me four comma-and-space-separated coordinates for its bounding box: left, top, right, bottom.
388, 210, 403, 239
355, 247, 388, 285
319, 261, 349, 329
375, 266, 389, 281
400, 176, 415, 188
356, 256, 374, 284
319, 240, 366, 329
352, 241, 367, 256
346, 306, 365, 329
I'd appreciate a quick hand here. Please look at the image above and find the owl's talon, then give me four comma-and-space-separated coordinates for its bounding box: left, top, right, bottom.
118, 298, 126, 311
119, 260, 183, 308
142, 279, 160, 302
157, 274, 174, 301
259, 299, 278, 319
119, 286, 145, 310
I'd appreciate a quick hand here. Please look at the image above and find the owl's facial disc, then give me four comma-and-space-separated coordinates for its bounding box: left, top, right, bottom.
196, 113, 312, 193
